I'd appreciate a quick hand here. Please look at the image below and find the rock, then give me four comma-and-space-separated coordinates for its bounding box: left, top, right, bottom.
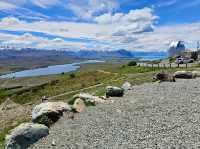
174, 71, 193, 79
5, 123, 49, 149
192, 71, 200, 78
106, 86, 124, 97
51, 140, 56, 146
41, 96, 48, 102
73, 93, 105, 105
153, 72, 175, 82
32, 102, 71, 126
122, 81, 132, 91
73, 98, 86, 113
0, 98, 18, 111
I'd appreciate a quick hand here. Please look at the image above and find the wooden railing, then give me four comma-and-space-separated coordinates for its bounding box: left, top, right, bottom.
137, 63, 193, 69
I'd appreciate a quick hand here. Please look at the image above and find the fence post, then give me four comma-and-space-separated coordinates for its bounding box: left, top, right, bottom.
158, 64, 159, 68
170, 63, 171, 68
186, 63, 187, 68
177, 64, 179, 68
163, 64, 166, 69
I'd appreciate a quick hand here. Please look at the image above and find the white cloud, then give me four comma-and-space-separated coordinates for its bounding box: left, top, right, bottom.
0, 1, 17, 10
0, 7, 199, 52
66, 0, 119, 20
30, 0, 61, 8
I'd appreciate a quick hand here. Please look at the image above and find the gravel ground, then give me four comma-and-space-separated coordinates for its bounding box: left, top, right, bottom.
30, 79, 200, 149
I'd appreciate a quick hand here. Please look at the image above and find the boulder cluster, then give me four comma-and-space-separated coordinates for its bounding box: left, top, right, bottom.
5, 82, 131, 149
153, 70, 200, 82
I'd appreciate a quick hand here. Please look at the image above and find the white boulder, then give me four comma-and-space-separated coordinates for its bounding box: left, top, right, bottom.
73, 93, 105, 104
73, 98, 86, 113
122, 82, 132, 91
32, 102, 71, 126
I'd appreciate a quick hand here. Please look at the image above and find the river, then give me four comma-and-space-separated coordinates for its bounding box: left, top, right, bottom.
0, 60, 104, 79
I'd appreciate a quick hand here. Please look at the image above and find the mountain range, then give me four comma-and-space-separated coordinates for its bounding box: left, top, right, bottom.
0, 48, 166, 60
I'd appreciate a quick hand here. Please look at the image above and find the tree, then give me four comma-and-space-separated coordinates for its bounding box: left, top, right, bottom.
127, 61, 137, 66
191, 51, 198, 61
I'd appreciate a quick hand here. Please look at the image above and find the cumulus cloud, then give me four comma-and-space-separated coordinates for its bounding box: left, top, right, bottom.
0, 6, 199, 52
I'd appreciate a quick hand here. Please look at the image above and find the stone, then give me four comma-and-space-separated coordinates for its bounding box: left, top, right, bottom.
122, 81, 132, 91
192, 71, 200, 78
32, 102, 71, 126
73, 98, 86, 113
174, 71, 193, 79
106, 86, 124, 97
153, 72, 175, 82
0, 98, 18, 111
5, 123, 49, 149
51, 140, 56, 146
73, 93, 105, 105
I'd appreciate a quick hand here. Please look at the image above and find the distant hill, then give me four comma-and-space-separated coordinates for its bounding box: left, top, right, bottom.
0, 48, 166, 60
0, 49, 135, 59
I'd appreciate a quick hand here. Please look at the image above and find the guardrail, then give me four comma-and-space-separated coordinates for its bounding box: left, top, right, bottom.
137, 63, 193, 69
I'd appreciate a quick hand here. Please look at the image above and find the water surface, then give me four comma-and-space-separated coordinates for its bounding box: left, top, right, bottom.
0, 60, 104, 79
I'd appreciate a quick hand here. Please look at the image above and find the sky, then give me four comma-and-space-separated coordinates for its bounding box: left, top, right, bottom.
0, 0, 199, 51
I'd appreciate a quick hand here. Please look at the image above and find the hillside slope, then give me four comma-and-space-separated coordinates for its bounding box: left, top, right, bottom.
30, 78, 200, 148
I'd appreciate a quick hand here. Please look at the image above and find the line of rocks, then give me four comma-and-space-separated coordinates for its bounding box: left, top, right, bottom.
154, 70, 200, 82
5, 82, 131, 149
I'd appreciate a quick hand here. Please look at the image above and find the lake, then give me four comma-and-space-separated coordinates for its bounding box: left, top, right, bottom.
0, 60, 104, 79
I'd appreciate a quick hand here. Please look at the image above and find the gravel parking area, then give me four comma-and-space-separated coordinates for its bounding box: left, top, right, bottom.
30, 78, 200, 149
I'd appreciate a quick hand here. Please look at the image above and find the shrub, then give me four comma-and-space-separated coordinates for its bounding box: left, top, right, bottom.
191, 51, 198, 61
169, 57, 176, 63
69, 73, 76, 79
127, 61, 137, 66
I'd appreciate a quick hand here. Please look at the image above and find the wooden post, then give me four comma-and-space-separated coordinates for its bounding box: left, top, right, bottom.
178, 63, 179, 68
186, 63, 188, 68
163, 64, 166, 69
170, 63, 171, 68
158, 64, 159, 68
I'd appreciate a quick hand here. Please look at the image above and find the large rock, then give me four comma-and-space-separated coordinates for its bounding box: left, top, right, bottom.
73, 93, 105, 105
73, 98, 86, 113
106, 86, 124, 97
5, 123, 49, 149
192, 71, 200, 78
32, 102, 71, 126
153, 72, 175, 82
174, 71, 193, 79
122, 81, 132, 91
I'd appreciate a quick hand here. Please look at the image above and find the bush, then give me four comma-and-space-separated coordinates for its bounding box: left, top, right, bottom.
69, 73, 76, 79
127, 61, 137, 66
169, 57, 176, 63
191, 51, 198, 61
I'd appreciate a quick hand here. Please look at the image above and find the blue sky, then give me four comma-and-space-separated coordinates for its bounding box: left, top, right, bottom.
0, 0, 199, 51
